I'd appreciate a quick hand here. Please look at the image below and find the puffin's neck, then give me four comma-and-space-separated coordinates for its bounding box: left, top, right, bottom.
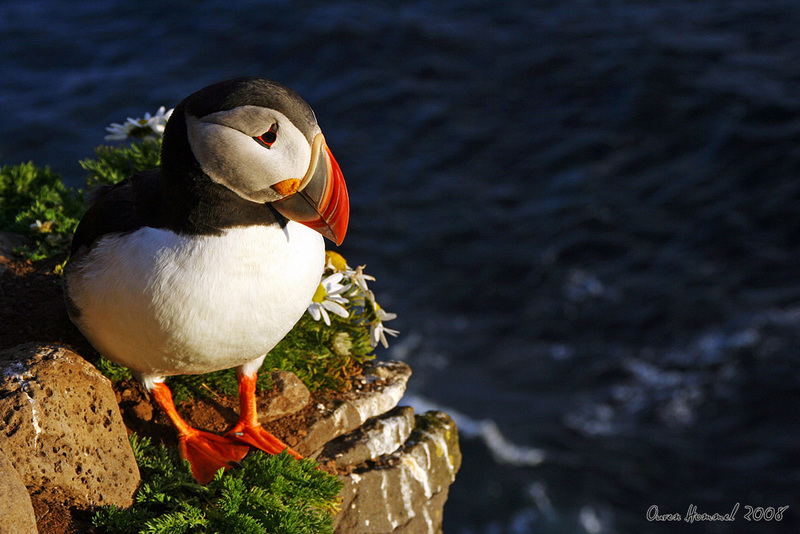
160, 104, 287, 235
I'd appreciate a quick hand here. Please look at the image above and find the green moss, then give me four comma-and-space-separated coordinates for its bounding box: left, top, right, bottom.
262, 312, 375, 392
93, 434, 342, 534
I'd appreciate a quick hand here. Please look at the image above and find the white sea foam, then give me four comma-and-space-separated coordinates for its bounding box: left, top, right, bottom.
404, 394, 545, 467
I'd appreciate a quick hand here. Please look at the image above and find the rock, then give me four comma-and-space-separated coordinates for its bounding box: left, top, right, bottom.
0, 449, 38, 534
0, 343, 140, 508
334, 411, 462, 534
298, 360, 412, 456
318, 406, 415, 469
131, 397, 154, 422
258, 370, 310, 422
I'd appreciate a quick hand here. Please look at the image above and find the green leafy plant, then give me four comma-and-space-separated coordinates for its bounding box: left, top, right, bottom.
0, 162, 84, 261
80, 140, 162, 188
93, 434, 342, 534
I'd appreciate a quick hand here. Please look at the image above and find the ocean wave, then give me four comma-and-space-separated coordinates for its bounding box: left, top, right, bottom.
403, 393, 546, 467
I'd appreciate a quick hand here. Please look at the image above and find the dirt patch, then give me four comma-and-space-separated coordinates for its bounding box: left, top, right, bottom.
29, 494, 95, 534
0, 253, 97, 358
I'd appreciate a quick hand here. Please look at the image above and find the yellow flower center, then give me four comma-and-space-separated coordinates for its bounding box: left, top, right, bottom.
325, 250, 348, 271
311, 283, 327, 303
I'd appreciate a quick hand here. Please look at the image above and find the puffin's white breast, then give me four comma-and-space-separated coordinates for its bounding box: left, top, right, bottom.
67, 223, 324, 377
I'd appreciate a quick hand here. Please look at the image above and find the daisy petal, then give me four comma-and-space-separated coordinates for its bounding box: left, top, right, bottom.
320, 306, 331, 326
322, 300, 349, 318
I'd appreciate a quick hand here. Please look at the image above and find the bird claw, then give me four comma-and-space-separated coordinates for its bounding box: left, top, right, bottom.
179, 428, 250, 484
225, 423, 302, 459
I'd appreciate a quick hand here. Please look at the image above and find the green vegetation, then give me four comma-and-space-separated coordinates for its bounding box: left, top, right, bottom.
80, 140, 161, 188
0, 162, 84, 261
0, 140, 160, 263
93, 434, 342, 534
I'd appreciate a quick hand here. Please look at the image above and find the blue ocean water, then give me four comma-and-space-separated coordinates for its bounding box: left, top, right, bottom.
2, 1, 800, 532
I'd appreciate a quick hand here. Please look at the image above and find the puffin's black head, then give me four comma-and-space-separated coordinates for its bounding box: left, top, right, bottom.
161, 77, 348, 245
181, 78, 319, 143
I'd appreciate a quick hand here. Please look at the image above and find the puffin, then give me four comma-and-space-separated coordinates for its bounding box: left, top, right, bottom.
63, 77, 349, 484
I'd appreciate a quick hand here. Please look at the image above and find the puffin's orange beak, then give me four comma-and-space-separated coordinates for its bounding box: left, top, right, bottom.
271, 134, 349, 245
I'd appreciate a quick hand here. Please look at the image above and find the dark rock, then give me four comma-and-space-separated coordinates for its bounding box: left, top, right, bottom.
318, 406, 415, 469
298, 360, 412, 456
0, 448, 37, 534
334, 411, 462, 534
0, 343, 140, 508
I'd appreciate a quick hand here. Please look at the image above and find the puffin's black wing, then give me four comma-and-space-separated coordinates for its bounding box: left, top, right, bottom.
69, 169, 172, 256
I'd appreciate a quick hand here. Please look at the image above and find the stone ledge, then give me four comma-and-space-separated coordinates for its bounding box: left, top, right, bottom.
298, 360, 412, 456
319, 405, 416, 469
334, 411, 462, 534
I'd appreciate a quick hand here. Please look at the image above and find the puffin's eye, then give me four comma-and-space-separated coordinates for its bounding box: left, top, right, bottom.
254, 124, 278, 148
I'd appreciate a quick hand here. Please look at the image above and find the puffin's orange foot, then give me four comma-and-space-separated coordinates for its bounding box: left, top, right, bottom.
226, 423, 302, 459
179, 428, 250, 484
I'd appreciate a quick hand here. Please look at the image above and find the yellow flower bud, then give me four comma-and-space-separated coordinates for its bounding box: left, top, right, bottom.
325, 250, 348, 271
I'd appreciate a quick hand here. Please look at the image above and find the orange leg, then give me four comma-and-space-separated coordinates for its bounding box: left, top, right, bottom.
225, 371, 302, 459
150, 382, 249, 484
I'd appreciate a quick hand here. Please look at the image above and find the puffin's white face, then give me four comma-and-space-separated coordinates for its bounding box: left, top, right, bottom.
186, 105, 320, 203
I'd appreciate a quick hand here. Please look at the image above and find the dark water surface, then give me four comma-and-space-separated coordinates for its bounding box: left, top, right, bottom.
2, 1, 800, 532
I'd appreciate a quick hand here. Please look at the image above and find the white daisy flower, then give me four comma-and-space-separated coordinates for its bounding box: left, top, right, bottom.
149, 106, 173, 133
104, 106, 174, 141
318, 250, 399, 347
307, 272, 350, 326
104, 121, 133, 141
351, 264, 376, 296
369, 305, 399, 348
324, 251, 376, 305
29, 219, 54, 233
